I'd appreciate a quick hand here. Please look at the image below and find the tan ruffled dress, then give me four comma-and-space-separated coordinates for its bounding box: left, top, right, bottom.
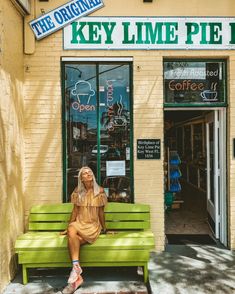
69, 189, 107, 243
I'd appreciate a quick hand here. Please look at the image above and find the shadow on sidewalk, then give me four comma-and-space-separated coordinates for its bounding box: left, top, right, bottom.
3, 266, 148, 294
149, 244, 235, 294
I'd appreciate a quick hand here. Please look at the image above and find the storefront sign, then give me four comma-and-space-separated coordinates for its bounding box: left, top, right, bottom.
64, 17, 235, 50
30, 0, 104, 40
137, 139, 161, 160
71, 80, 96, 112
164, 60, 226, 105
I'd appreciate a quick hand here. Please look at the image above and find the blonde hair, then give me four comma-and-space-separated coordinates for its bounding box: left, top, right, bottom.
77, 166, 100, 199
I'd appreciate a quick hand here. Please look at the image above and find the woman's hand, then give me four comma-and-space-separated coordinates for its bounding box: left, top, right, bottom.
100, 228, 116, 235
101, 228, 107, 234
106, 230, 116, 235
60, 230, 67, 235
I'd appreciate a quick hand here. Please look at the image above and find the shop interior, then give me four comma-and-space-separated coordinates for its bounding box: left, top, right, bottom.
164, 110, 214, 240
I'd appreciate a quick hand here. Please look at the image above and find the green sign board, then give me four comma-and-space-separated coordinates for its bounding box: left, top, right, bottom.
64, 17, 235, 50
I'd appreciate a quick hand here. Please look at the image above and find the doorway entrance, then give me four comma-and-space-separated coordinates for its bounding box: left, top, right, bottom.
164, 108, 227, 246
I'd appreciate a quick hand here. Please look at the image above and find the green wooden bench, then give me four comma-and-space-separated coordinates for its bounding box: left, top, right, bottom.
15, 202, 155, 285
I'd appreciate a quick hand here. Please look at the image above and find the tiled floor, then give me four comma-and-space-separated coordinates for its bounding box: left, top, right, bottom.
165, 181, 211, 235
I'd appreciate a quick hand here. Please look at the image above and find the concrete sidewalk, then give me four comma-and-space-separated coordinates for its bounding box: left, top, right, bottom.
3, 244, 235, 294
3, 266, 148, 294
149, 244, 235, 294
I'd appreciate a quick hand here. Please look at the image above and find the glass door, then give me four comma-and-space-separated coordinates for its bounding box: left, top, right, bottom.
62, 62, 132, 203
205, 109, 227, 245
206, 112, 217, 235
99, 64, 132, 203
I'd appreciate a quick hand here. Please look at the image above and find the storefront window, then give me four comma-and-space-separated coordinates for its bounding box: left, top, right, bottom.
62, 62, 132, 203
164, 60, 227, 106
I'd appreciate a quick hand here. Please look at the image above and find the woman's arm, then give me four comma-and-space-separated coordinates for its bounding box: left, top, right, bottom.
69, 188, 79, 223
60, 189, 79, 235
69, 204, 78, 223
98, 206, 106, 233
60, 205, 78, 235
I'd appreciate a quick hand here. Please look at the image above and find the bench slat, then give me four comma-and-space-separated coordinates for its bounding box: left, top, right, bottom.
16, 230, 154, 240
18, 250, 149, 264
105, 213, 150, 221
106, 221, 150, 229
22, 261, 146, 268
29, 223, 67, 231
28, 221, 150, 231
105, 203, 150, 213
29, 214, 70, 222
30, 203, 73, 213
30, 202, 150, 214
29, 212, 150, 222
15, 235, 155, 251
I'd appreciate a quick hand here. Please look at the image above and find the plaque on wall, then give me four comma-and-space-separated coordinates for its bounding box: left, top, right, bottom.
137, 139, 161, 159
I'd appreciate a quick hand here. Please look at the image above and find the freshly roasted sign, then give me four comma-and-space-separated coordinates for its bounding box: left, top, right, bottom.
29, 0, 104, 40
64, 16, 235, 50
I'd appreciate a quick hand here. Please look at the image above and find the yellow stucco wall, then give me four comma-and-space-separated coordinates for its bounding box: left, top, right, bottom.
20, 0, 235, 256
0, 0, 24, 292
23, 0, 235, 255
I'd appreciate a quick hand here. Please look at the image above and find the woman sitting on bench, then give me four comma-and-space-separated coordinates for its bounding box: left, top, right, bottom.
60, 166, 107, 294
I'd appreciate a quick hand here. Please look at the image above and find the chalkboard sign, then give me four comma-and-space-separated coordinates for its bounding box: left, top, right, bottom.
137, 139, 161, 159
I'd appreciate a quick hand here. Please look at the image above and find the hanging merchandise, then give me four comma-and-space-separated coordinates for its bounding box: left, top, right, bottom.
170, 169, 182, 179
169, 151, 182, 193
164, 148, 183, 211
170, 180, 182, 192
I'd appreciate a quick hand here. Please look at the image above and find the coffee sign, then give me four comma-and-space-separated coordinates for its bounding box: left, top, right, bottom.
164, 61, 226, 104
64, 16, 235, 50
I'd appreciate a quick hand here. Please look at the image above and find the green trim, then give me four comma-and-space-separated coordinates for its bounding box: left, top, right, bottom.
224, 60, 228, 107
61, 62, 67, 203
129, 62, 134, 203
96, 64, 101, 183
164, 58, 228, 62
164, 103, 227, 108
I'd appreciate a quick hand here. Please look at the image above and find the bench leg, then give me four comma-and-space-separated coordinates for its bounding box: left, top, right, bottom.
22, 265, 28, 285
143, 263, 148, 283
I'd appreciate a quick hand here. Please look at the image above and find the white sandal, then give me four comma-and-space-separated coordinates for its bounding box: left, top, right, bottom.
68, 264, 83, 284
61, 275, 84, 294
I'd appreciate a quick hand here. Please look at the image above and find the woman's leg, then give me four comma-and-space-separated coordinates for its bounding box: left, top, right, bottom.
67, 225, 86, 286
67, 225, 86, 261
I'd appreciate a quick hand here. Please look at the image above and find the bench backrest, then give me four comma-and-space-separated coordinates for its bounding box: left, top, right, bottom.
28, 202, 151, 231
